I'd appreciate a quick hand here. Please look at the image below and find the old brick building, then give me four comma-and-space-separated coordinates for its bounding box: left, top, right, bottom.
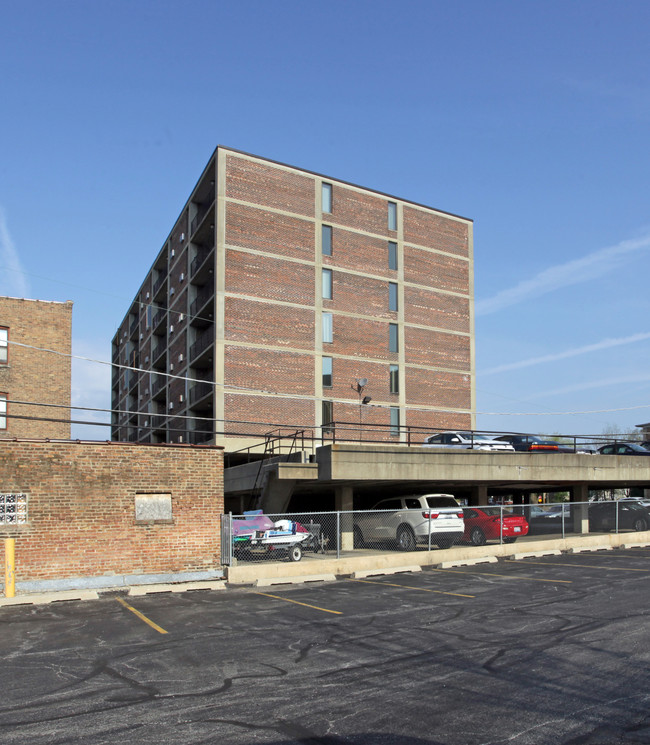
111, 147, 474, 449
0, 296, 73, 439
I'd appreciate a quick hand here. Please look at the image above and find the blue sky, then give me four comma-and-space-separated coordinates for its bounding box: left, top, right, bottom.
1, 0, 649, 439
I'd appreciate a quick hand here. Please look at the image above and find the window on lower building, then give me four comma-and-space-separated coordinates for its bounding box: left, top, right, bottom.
389, 364, 399, 394
388, 241, 398, 271
389, 282, 398, 312
322, 356, 333, 388
0, 492, 27, 524
389, 323, 399, 353
322, 268, 333, 300
388, 201, 397, 231
322, 400, 334, 434
322, 225, 332, 256
322, 312, 333, 343
322, 183, 333, 214
0, 328, 7, 364
390, 406, 400, 436
0, 393, 6, 429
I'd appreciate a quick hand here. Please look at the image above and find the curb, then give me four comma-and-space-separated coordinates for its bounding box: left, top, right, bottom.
438, 556, 498, 568
256, 573, 337, 587
568, 545, 612, 554
0, 589, 100, 607
128, 581, 227, 596
353, 566, 422, 579
508, 549, 562, 560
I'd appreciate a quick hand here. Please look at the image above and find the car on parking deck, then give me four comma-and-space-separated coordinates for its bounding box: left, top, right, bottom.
597, 443, 650, 456
462, 506, 529, 545
423, 431, 515, 452
491, 434, 572, 453
354, 494, 465, 551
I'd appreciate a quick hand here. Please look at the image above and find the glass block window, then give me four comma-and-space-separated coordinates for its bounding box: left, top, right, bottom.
388, 241, 398, 270
0, 493, 28, 524
0, 393, 6, 429
322, 225, 332, 256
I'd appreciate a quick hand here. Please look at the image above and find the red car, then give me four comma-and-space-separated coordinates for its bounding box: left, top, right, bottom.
463, 507, 529, 545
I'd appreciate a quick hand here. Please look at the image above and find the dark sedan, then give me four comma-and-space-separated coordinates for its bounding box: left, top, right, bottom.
492, 434, 571, 453
589, 501, 650, 532
597, 443, 650, 456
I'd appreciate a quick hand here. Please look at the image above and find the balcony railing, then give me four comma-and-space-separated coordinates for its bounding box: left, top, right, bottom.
190, 327, 215, 362
152, 307, 167, 330
153, 272, 167, 296
189, 381, 213, 405
190, 286, 214, 317
151, 375, 166, 397
190, 245, 215, 277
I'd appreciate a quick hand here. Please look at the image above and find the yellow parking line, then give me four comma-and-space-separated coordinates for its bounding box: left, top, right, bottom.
255, 592, 342, 615
350, 578, 474, 598
116, 597, 168, 634
430, 568, 572, 584
505, 559, 650, 572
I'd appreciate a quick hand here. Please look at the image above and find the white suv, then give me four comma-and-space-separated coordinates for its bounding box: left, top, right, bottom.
354, 494, 465, 551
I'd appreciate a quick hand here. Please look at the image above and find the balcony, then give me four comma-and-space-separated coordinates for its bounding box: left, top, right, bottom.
153, 272, 167, 298
189, 380, 213, 406
189, 327, 215, 365
190, 285, 214, 319
190, 245, 215, 279
152, 307, 167, 333
190, 193, 215, 237
151, 375, 167, 399
188, 429, 213, 445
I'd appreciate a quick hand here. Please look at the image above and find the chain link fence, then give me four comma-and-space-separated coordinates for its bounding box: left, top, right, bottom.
220, 498, 650, 565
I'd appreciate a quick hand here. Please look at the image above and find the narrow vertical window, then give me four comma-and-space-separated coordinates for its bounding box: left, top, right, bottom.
389, 282, 398, 312
0, 393, 6, 429
322, 312, 333, 343
388, 241, 398, 271
0, 328, 7, 364
322, 225, 332, 256
390, 406, 400, 436
322, 400, 334, 434
322, 268, 333, 300
389, 364, 399, 394
322, 356, 333, 388
389, 323, 399, 353
322, 183, 333, 213
388, 201, 397, 231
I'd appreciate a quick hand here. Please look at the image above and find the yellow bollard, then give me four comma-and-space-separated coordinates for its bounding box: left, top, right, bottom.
5, 538, 15, 598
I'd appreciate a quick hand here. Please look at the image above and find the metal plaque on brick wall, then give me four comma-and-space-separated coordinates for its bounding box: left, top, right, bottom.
134, 493, 172, 523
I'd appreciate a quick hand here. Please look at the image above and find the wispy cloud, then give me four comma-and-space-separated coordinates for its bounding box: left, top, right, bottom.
475, 234, 650, 316
0, 208, 30, 298
525, 373, 650, 401
481, 332, 650, 376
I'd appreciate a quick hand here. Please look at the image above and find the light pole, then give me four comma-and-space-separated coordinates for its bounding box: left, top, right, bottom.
351, 378, 371, 442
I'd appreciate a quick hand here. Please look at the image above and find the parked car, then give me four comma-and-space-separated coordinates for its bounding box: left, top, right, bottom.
597, 443, 650, 456
525, 504, 572, 534
589, 501, 650, 532
491, 434, 576, 453
423, 431, 515, 452
462, 506, 529, 545
354, 494, 465, 551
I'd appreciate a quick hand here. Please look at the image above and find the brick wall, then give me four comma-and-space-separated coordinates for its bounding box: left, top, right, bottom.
0, 440, 224, 586
0, 297, 72, 439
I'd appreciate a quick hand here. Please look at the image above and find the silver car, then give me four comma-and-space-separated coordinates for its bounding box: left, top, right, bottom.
354, 494, 465, 551
423, 431, 515, 452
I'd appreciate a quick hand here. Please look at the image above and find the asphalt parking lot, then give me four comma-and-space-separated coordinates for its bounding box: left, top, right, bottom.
1, 548, 650, 745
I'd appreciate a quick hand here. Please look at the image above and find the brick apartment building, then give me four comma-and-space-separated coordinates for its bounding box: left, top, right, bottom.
111, 147, 474, 449
0, 296, 73, 439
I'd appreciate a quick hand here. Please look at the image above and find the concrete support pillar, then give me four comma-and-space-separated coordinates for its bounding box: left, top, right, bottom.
335, 485, 354, 551
571, 483, 590, 534
469, 484, 488, 506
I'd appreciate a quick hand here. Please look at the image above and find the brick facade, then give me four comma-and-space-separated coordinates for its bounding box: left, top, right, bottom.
112, 147, 474, 448
0, 440, 224, 589
0, 297, 72, 439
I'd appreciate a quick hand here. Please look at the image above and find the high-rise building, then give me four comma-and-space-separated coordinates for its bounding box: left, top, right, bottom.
111, 147, 474, 449
0, 296, 73, 439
